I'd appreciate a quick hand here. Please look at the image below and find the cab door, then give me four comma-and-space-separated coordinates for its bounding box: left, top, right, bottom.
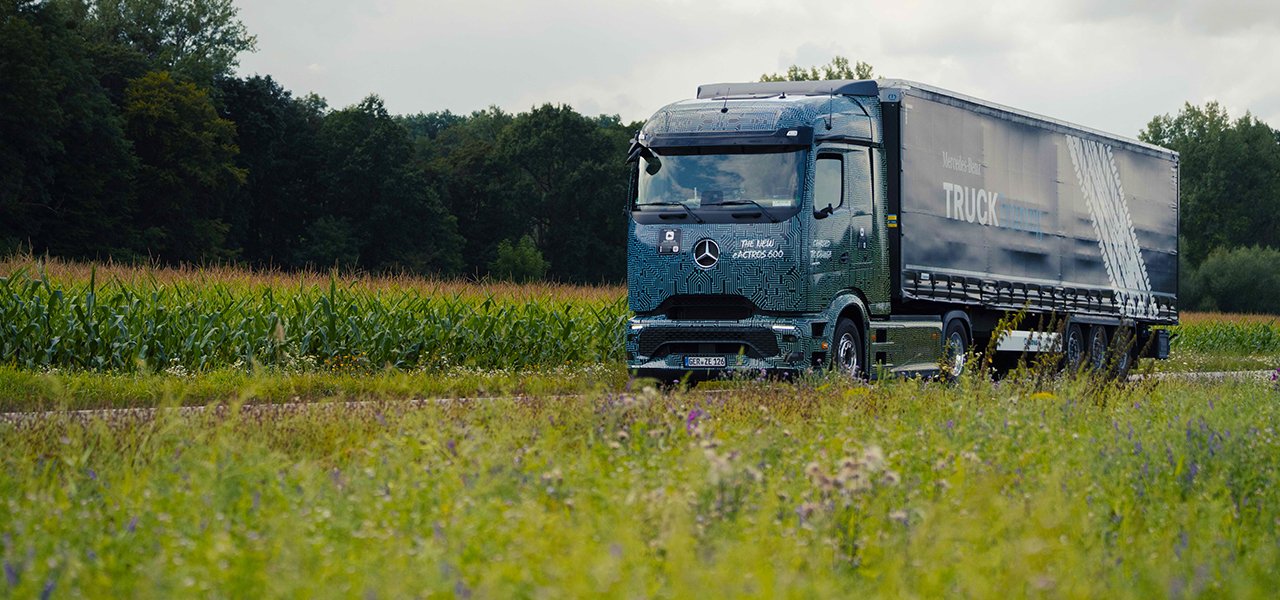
808, 146, 855, 304
846, 147, 876, 282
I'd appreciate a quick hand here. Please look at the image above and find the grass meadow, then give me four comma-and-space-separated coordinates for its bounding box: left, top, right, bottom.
3, 375, 1279, 597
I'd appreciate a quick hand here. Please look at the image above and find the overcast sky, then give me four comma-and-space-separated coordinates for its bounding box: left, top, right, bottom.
236, 0, 1280, 139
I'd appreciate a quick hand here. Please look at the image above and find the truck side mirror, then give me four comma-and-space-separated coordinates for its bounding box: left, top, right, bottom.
814, 204, 834, 219
644, 154, 662, 175
626, 140, 662, 175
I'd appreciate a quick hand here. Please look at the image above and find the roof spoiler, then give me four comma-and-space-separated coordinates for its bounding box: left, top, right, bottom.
696, 79, 880, 100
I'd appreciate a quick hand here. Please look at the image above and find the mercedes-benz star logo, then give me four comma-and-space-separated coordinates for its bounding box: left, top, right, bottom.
693, 238, 719, 269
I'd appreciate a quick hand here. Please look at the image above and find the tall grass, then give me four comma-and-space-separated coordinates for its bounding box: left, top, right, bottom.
1, 377, 1277, 596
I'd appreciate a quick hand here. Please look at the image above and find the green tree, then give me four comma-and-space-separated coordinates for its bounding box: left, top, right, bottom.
760, 56, 874, 82
312, 96, 463, 274
412, 107, 536, 276
1184, 246, 1280, 313
497, 104, 634, 283
123, 70, 244, 262
488, 235, 548, 282
62, 0, 256, 84
216, 75, 326, 266
1140, 102, 1280, 265
294, 215, 359, 269
1, 0, 137, 258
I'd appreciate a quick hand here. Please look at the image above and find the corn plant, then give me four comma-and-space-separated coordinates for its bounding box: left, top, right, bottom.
0, 270, 627, 373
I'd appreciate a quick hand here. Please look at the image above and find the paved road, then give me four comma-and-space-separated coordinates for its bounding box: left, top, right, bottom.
1, 370, 1271, 425
1133, 369, 1272, 381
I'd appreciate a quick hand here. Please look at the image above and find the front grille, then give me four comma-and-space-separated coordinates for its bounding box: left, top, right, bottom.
650, 294, 757, 321
637, 326, 779, 358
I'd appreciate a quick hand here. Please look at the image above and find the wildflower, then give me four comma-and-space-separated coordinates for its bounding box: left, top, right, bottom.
889, 509, 909, 525
686, 409, 704, 435
861, 445, 886, 471
704, 449, 733, 485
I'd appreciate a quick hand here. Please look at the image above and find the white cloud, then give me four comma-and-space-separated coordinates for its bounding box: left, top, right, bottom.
235, 0, 1280, 135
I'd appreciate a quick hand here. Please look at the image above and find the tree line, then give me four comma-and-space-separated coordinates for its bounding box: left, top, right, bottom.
1, 0, 635, 283
3, 3, 1279, 305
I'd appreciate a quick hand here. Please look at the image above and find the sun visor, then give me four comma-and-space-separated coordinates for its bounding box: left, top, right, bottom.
642, 126, 814, 149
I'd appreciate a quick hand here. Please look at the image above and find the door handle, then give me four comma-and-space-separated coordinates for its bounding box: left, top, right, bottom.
840, 252, 849, 263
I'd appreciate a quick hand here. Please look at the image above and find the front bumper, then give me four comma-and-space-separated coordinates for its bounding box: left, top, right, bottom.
625, 315, 828, 381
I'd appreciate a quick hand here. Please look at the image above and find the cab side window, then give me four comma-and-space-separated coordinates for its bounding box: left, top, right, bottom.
815, 154, 844, 212
848, 148, 872, 216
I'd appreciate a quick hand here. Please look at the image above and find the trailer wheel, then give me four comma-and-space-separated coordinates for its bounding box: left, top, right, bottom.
1064, 324, 1085, 371
1111, 327, 1134, 379
1087, 326, 1108, 371
832, 318, 864, 379
943, 319, 969, 378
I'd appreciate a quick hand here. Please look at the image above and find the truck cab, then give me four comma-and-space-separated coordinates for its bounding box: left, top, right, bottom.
625, 81, 898, 380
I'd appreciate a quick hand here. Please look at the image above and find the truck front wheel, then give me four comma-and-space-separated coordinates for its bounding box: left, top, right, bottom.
832, 318, 864, 379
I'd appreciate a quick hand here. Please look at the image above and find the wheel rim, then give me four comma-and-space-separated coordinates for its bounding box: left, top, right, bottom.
947, 331, 966, 376
1114, 333, 1131, 375
838, 332, 859, 376
1065, 329, 1083, 368
1090, 330, 1107, 370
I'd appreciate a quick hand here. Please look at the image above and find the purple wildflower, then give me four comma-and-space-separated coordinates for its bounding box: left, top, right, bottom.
686, 409, 704, 434
4, 560, 17, 586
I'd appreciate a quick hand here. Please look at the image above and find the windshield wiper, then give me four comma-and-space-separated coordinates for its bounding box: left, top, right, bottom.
639, 201, 704, 223
717, 199, 780, 223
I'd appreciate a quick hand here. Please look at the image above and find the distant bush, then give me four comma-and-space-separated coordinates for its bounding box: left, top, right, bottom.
489, 235, 548, 282
1183, 245, 1280, 314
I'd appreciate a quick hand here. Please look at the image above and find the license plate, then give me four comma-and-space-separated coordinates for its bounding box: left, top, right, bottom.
684, 356, 726, 368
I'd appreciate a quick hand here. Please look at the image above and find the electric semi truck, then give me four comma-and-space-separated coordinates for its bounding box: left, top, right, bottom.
624, 79, 1178, 380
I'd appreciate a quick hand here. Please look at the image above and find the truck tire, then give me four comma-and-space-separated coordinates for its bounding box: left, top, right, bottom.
943, 319, 969, 378
1064, 324, 1085, 371
832, 318, 864, 379
1112, 327, 1134, 379
1087, 326, 1108, 371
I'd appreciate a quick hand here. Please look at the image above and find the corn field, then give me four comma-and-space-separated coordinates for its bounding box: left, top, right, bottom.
0, 269, 627, 373
1170, 318, 1280, 354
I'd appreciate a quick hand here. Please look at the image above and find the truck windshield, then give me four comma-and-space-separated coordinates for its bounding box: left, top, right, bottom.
636, 148, 806, 210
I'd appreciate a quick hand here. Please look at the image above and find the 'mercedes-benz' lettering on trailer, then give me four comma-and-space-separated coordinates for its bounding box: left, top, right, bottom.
941, 151, 982, 176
